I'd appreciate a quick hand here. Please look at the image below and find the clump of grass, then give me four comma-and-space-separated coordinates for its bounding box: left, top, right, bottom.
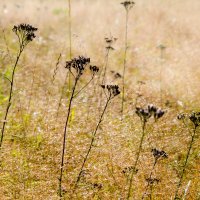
120, 1, 135, 117
58, 56, 99, 197
126, 104, 165, 199
174, 112, 200, 200
72, 84, 120, 194
0, 24, 37, 149
142, 148, 168, 199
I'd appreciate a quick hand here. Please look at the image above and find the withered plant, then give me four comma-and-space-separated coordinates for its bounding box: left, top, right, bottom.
174, 112, 200, 199
142, 148, 168, 199
58, 56, 99, 197
0, 24, 37, 148
126, 104, 165, 199
73, 85, 120, 194
120, 1, 135, 117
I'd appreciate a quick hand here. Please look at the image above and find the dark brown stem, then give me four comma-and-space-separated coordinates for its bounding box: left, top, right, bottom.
58, 77, 78, 197
0, 49, 22, 149
142, 159, 157, 199
126, 120, 146, 199
174, 126, 198, 200
72, 94, 111, 194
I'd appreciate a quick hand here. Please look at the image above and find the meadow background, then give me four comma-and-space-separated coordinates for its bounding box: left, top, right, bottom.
0, 0, 200, 199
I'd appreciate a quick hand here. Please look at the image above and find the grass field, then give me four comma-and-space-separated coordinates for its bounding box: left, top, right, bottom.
0, 0, 200, 199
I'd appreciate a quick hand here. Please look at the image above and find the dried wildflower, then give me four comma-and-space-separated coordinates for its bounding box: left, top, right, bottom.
0, 24, 37, 149
65, 56, 90, 78
146, 178, 160, 185
148, 104, 157, 114
121, 1, 135, 11
73, 84, 119, 192
136, 104, 165, 123
136, 107, 151, 122
154, 108, 165, 120
12, 23, 37, 50
90, 65, 99, 77
105, 36, 117, 50
111, 70, 122, 79
177, 113, 186, 121
122, 166, 138, 175
93, 183, 103, 190
189, 112, 200, 127
101, 84, 120, 99
152, 148, 168, 160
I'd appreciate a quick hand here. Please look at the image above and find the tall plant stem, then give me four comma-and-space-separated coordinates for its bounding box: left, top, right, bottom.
174, 126, 197, 200
121, 10, 129, 117
142, 159, 157, 199
126, 120, 146, 199
68, 0, 72, 91
58, 77, 78, 198
56, 0, 72, 119
73, 95, 111, 194
101, 48, 110, 85
0, 49, 22, 149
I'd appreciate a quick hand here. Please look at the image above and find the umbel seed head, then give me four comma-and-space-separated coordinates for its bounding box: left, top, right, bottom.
189, 112, 200, 127
136, 104, 165, 122
12, 23, 37, 47
90, 65, 99, 76
121, 1, 135, 11
152, 148, 168, 160
101, 84, 120, 98
65, 56, 90, 77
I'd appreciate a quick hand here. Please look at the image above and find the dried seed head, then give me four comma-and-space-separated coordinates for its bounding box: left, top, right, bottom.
90, 65, 99, 76
146, 178, 160, 185
121, 1, 135, 11
148, 104, 165, 121
111, 70, 122, 79
101, 84, 120, 98
12, 23, 37, 47
189, 112, 200, 127
136, 107, 151, 122
105, 36, 117, 50
152, 148, 168, 160
93, 183, 103, 190
154, 108, 165, 120
177, 113, 186, 121
65, 56, 90, 77
148, 104, 157, 114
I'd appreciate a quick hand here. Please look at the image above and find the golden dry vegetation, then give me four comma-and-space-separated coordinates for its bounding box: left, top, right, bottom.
0, 0, 200, 199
